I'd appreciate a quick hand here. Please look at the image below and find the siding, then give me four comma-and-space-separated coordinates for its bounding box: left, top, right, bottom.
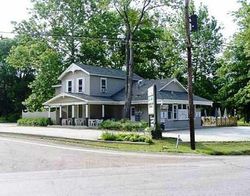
89, 76, 125, 97
61, 70, 90, 95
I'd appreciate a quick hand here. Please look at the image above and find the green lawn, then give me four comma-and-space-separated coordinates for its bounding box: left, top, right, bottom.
238, 120, 250, 126
43, 136, 250, 155
1, 133, 250, 155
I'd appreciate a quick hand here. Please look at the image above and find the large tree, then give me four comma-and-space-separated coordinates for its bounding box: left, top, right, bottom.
217, 0, 250, 122
110, 0, 181, 118
172, 2, 223, 100
0, 38, 33, 119
7, 37, 64, 111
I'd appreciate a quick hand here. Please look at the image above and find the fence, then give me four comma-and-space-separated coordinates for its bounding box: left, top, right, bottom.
22, 111, 57, 124
201, 116, 237, 127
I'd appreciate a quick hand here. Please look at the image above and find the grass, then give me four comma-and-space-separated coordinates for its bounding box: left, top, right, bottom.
237, 120, 250, 126
1, 133, 250, 155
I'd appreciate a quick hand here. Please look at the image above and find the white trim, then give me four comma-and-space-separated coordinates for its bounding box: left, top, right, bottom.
43, 93, 88, 106
58, 63, 90, 80
52, 84, 62, 88
159, 78, 188, 92
102, 105, 105, 118
58, 63, 140, 81
100, 77, 107, 93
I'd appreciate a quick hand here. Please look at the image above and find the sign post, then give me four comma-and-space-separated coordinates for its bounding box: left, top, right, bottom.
148, 85, 161, 139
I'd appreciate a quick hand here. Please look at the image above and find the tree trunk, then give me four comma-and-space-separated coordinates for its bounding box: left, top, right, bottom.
185, 0, 195, 150
123, 32, 133, 119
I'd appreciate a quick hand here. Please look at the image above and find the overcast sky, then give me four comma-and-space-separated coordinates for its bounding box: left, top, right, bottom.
0, 0, 241, 40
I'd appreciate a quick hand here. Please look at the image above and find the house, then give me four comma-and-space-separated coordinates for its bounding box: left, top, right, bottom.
43, 63, 213, 129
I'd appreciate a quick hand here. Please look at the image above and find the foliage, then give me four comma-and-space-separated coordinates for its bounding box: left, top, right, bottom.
7, 37, 64, 111
99, 119, 148, 131
172, 3, 223, 100
17, 118, 52, 126
100, 132, 153, 144
217, 0, 250, 122
0, 38, 33, 117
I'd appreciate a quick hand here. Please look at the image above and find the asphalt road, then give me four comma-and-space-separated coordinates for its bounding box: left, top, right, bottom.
0, 136, 249, 196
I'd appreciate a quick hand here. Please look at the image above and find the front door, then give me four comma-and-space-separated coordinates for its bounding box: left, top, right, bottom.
130, 106, 135, 121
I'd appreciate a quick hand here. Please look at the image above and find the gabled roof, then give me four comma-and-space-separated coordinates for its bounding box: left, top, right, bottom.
112, 79, 213, 105
58, 63, 142, 80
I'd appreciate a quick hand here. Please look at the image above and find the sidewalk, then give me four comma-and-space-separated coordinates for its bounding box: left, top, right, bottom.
0, 123, 102, 140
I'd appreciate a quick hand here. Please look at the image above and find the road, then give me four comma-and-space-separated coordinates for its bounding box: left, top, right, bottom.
0, 136, 249, 196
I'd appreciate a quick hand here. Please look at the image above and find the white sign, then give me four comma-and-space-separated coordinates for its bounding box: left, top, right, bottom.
148, 86, 155, 115
178, 109, 188, 120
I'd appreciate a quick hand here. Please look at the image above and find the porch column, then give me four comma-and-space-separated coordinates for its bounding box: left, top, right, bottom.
48, 107, 51, 118
85, 104, 89, 127
59, 106, 62, 126
72, 105, 75, 126
102, 105, 105, 119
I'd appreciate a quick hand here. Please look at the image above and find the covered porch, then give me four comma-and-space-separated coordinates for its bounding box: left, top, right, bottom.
43, 93, 123, 127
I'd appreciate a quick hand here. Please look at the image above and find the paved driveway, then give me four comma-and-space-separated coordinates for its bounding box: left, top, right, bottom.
164, 126, 250, 141
0, 123, 102, 140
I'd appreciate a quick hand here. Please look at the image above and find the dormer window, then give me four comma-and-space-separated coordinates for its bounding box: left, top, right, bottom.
100, 78, 107, 93
77, 78, 83, 93
67, 80, 73, 93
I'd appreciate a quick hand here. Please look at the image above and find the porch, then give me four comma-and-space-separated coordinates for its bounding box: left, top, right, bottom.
47, 104, 123, 127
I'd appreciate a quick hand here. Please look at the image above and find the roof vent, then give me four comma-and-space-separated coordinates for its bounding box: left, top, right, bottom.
137, 80, 144, 87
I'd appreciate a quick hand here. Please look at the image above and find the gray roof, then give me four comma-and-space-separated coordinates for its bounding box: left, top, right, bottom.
112, 79, 211, 103
76, 63, 142, 80
70, 93, 114, 102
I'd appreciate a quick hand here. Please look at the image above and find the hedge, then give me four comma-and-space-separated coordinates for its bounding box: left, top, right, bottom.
99, 120, 148, 132
17, 118, 52, 127
101, 132, 153, 144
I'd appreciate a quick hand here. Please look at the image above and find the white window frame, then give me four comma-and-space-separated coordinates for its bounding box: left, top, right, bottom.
66, 80, 73, 93
100, 78, 107, 93
77, 78, 84, 93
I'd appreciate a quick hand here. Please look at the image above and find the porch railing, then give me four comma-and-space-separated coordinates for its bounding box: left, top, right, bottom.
61, 118, 103, 127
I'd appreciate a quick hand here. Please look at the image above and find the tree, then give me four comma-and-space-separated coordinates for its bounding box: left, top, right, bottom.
172, 2, 223, 100
0, 38, 33, 119
7, 37, 64, 111
217, 0, 250, 122
111, 0, 181, 118
13, 0, 100, 64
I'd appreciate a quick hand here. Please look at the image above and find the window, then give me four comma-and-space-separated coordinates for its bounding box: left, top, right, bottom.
178, 104, 182, 109
173, 105, 177, 120
67, 80, 73, 93
183, 104, 187, 109
100, 78, 107, 93
168, 104, 172, 119
78, 79, 83, 93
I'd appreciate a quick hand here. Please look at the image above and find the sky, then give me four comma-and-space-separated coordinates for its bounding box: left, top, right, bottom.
0, 0, 241, 40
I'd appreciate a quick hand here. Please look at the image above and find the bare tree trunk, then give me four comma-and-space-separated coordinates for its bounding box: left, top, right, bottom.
123, 31, 133, 119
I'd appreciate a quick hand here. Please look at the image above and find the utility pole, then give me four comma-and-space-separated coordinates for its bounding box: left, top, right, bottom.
185, 0, 195, 150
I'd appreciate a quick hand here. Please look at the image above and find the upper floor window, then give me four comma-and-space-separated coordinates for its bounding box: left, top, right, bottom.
77, 78, 83, 93
100, 78, 107, 93
67, 80, 73, 93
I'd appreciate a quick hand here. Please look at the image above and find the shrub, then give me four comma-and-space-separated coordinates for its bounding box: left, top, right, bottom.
100, 132, 153, 144
100, 120, 148, 132
17, 118, 52, 127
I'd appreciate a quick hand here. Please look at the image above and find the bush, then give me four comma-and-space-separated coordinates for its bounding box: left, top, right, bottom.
100, 132, 153, 144
100, 120, 148, 132
0, 113, 20, 123
17, 118, 52, 127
